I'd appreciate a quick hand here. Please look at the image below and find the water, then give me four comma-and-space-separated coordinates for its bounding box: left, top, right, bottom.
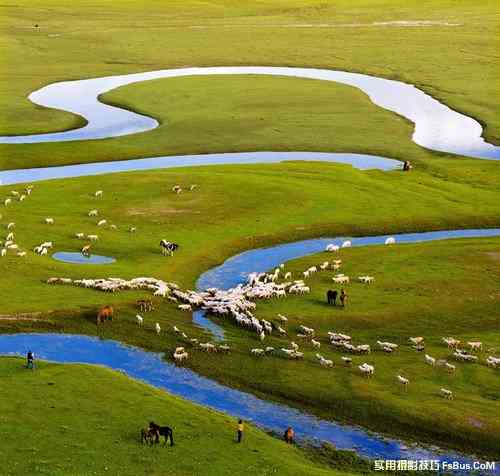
193, 228, 500, 340
52, 252, 116, 265
0, 151, 400, 186
0, 333, 495, 473
0, 66, 498, 160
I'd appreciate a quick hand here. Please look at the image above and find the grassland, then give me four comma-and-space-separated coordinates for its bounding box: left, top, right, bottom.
1, 0, 499, 469
0, 0, 499, 170
0, 167, 499, 456
0, 357, 361, 476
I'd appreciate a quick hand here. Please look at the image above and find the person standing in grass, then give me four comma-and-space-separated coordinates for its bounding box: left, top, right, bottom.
236, 419, 244, 443
26, 350, 34, 370
340, 288, 348, 307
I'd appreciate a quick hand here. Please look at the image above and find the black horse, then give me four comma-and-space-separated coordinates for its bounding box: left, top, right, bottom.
327, 289, 338, 305
149, 421, 174, 446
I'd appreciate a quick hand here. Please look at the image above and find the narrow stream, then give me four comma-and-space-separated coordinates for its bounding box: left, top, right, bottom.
1, 333, 495, 473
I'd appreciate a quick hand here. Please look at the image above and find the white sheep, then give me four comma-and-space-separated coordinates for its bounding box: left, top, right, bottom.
341, 240, 352, 248
97, 219, 107, 227
385, 236, 396, 245
325, 244, 339, 252
440, 388, 453, 400
178, 304, 192, 312
467, 341, 482, 352
311, 339, 321, 349
251, 348, 264, 356
7, 222, 15, 230
45, 218, 54, 225
88, 209, 98, 217
95, 190, 103, 198
486, 356, 499, 368
445, 363, 456, 373
358, 363, 374, 377
0, 248, 6, 257
136, 314, 143, 326
284, 272, 292, 279
87, 234, 99, 241
397, 375, 409, 389
75, 232, 85, 239
155, 322, 161, 334
425, 354, 436, 366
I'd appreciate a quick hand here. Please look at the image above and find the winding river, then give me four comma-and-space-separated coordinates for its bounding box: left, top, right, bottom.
0, 333, 496, 473
0, 66, 499, 187
1, 67, 499, 471
194, 228, 500, 339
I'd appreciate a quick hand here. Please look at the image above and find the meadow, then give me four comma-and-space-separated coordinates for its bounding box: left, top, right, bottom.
1, 0, 499, 472
0, 356, 363, 476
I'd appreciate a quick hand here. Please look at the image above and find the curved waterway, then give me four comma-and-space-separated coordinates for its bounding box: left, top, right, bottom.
194, 228, 500, 340
0, 333, 495, 473
0, 151, 400, 186
0, 66, 498, 160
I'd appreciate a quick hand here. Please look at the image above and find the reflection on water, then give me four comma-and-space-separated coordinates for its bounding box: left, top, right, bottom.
0, 66, 498, 160
0, 333, 493, 473
52, 252, 116, 265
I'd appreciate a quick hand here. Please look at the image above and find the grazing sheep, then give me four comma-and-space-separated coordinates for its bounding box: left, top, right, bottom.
290, 342, 299, 351
341, 356, 352, 366
311, 339, 321, 349
75, 232, 85, 239
81, 244, 92, 257
442, 337, 461, 349
136, 314, 144, 326
173, 351, 189, 363
109, 224, 117, 230
409, 337, 424, 345
173, 326, 180, 334
467, 341, 482, 352
265, 346, 275, 354
129, 227, 136, 233
486, 356, 500, 368
0, 248, 6, 257
7, 222, 15, 230
87, 234, 99, 241
445, 362, 456, 373
385, 237, 396, 245
219, 344, 230, 353
97, 219, 107, 227
251, 348, 265, 356
341, 240, 352, 248
425, 354, 436, 366
284, 272, 292, 279
325, 244, 339, 252
278, 314, 288, 324
259, 331, 265, 342
358, 363, 374, 377
200, 342, 216, 352
440, 388, 453, 400
45, 217, 54, 225
88, 209, 98, 217
189, 184, 198, 191
178, 304, 192, 312
358, 276, 374, 284
155, 323, 161, 335
397, 375, 409, 389
6, 232, 14, 241
4, 198, 12, 206
95, 190, 103, 198
16, 251, 26, 257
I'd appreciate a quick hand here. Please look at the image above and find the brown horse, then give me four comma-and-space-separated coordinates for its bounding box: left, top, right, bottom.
284, 427, 295, 444
96, 305, 114, 324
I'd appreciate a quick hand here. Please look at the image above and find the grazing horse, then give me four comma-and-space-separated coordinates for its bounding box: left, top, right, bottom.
326, 289, 338, 305
140, 427, 156, 445
96, 305, 114, 324
284, 427, 295, 444
136, 298, 154, 312
159, 239, 179, 256
149, 421, 174, 446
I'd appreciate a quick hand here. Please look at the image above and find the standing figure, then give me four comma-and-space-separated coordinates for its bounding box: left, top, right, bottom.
327, 289, 338, 305
284, 427, 295, 444
236, 419, 244, 443
340, 288, 348, 307
26, 350, 35, 370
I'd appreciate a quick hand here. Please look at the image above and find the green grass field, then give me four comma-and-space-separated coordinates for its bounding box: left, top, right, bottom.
1, 0, 499, 472
0, 357, 360, 476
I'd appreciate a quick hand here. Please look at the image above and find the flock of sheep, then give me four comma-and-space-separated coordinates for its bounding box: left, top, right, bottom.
3, 182, 499, 406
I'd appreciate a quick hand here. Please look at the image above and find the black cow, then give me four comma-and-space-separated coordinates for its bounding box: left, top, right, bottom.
159, 239, 179, 256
